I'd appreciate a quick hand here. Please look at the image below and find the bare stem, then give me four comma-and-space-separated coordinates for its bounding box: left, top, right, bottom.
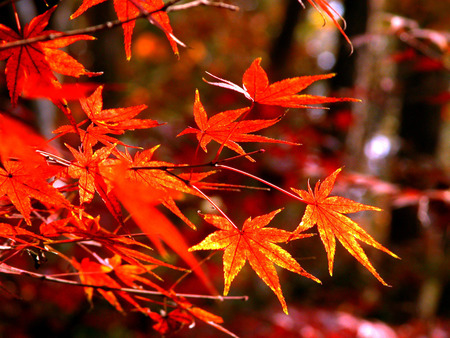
190, 184, 239, 230
167, 0, 239, 12
217, 164, 307, 203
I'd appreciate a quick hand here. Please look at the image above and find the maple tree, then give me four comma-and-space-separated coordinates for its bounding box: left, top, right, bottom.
3, 1, 437, 336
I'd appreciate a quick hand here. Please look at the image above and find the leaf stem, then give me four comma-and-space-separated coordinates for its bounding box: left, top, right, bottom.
216, 164, 306, 203
190, 184, 239, 230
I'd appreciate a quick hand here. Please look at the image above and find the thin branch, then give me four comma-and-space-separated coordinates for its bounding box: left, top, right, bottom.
217, 164, 307, 203
0, 0, 238, 51
167, 0, 239, 12
190, 184, 239, 229
0, 262, 248, 301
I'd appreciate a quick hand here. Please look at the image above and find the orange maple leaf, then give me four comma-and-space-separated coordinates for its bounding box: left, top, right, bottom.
79, 85, 161, 131
0, 6, 97, 106
0, 156, 68, 225
52, 86, 161, 149
291, 168, 400, 285
73, 257, 145, 313
66, 143, 114, 205
53, 124, 130, 149
177, 90, 297, 161
205, 58, 359, 108
101, 145, 218, 229
71, 0, 179, 60
189, 208, 320, 314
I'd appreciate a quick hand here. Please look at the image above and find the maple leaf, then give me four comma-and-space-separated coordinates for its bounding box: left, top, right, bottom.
72, 257, 147, 313
41, 214, 181, 272
177, 90, 298, 161
189, 208, 320, 314
148, 309, 194, 336
102, 145, 217, 229
300, 0, 352, 52
79, 85, 161, 131
0, 156, 68, 225
71, 0, 179, 60
66, 143, 114, 205
205, 58, 359, 108
53, 124, 130, 150
0, 6, 97, 106
291, 168, 400, 285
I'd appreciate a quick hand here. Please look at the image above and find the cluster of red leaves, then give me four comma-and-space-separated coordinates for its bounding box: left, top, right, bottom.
0, 4, 399, 336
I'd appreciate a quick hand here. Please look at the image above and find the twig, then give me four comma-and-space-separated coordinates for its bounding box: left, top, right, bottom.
167, 0, 239, 12
0, 0, 238, 51
0, 262, 248, 301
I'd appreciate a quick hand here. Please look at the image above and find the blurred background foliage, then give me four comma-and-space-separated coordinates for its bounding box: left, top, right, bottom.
0, 0, 448, 336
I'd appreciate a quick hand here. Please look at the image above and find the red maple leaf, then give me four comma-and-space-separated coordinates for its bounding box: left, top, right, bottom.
177, 90, 298, 161
189, 208, 320, 314
70, 0, 179, 60
0, 6, 97, 106
205, 58, 359, 108
148, 309, 194, 336
291, 168, 400, 285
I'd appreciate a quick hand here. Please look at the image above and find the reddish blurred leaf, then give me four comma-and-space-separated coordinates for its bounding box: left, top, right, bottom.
113, 176, 216, 294
189, 209, 320, 314
301, 0, 352, 52
291, 168, 400, 285
149, 309, 194, 336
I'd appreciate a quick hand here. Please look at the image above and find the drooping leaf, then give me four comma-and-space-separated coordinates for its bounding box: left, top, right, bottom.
177, 90, 298, 161
205, 58, 359, 108
189, 209, 320, 314
291, 168, 400, 285
70, 0, 179, 60
112, 175, 216, 294
300, 0, 353, 52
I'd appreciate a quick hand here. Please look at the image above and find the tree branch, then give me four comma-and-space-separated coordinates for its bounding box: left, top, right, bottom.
0, 0, 239, 51
0, 262, 248, 301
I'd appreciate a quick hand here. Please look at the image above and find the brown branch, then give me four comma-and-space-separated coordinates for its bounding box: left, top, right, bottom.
167, 0, 239, 12
0, 0, 239, 51
0, 262, 248, 301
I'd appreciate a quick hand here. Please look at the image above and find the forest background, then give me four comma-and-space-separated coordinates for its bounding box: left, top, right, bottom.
0, 0, 448, 336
